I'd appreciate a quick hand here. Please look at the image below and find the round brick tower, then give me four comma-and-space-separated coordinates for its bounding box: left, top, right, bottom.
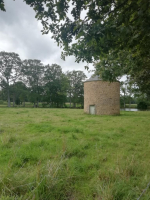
84, 76, 120, 115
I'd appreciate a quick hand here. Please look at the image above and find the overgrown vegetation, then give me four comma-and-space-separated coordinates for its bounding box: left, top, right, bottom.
0, 108, 150, 199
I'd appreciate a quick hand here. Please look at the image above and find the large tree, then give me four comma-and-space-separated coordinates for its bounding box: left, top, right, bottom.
66, 70, 86, 108
43, 64, 68, 107
94, 49, 150, 97
0, 51, 22, 107
1, 1, 150, 93
22, 0, 150, 62
22, 59, 44, 107
23, 0, 150, 95
10, 81, 29, 107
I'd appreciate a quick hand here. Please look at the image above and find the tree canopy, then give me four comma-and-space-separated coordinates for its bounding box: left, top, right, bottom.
0, 51, 86, 107
22, 0, 150, 62
24, 0, 150, 96
0, 0, 5, 11
0, 51, 22, 107
1, 0, 150, 95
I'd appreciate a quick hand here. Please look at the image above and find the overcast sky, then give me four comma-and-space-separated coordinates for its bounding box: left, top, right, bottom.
0, 0, 94, 77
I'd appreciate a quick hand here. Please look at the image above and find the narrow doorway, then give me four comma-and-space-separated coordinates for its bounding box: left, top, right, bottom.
89, 105, 95, 115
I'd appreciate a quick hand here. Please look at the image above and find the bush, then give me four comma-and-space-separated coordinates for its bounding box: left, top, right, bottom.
0, 100, 3, 104
63, 104, 68, 108
42, 103, 48, 108
15, 98, 20, 105
137, 101, 147, 110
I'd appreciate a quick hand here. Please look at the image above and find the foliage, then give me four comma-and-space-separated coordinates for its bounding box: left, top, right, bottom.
0, 108, 150, 199
94, 51, 134, 81
66, 70, 86, 107
137, 102, 148, 110
0, 51, 85, 107
95, 50, 150, 97
43, 64, 68, 107
0, 0, 5, 11
0, 52, 22, 107
22, 59, 44, 107
132, 59, 150, 98
23, 0, 149, 62
10, 82, 29, 106
1, 1, 150, 95
1, 1, 150, 97
0, 100, 3, 104
120, 77, 136, 108
21, 0, 150, 96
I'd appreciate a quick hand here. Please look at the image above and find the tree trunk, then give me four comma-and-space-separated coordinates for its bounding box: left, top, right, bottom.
129, 98, 131, 108
7, 86, 11, 107
123, 92, 126, 109
13, 94, 15, 107
23, 101, 25, 107
70, 93, 71, 108
129, 93, 131, 108
73, 102, 76, 108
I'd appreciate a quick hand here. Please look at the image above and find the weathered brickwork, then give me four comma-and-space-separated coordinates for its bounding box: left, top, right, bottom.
84, 81, 120, 115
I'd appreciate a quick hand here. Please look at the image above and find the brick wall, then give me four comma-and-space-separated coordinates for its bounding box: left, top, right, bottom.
84, 81, 120, 115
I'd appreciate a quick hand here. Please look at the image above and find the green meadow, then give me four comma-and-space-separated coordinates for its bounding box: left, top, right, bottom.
0, 108, 150, 200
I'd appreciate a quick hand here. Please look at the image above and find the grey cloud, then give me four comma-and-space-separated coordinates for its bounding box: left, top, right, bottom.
0, 0, 94, 77
0, 0, 59, 60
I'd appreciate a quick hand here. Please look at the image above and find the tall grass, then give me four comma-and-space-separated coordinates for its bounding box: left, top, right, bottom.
0, 108, 150, 199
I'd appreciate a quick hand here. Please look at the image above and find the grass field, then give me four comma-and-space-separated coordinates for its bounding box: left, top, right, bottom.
0, 108, 150, 200
0, 102, 83, 108
124, 104, 137, 108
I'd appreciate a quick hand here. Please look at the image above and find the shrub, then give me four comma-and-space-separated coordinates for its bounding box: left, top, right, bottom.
15, 98, 20, 105
42, 103, 47, 108
0, 100, 3, 104
137, 101, 147, 110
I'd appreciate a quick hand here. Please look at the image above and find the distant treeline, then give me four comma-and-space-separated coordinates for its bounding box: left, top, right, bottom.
0, 51, 87, 108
